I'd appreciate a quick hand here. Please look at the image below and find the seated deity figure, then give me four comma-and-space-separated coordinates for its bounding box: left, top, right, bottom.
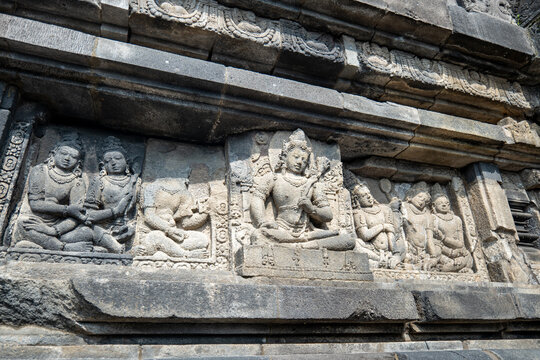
69, 137, 138, 253
12, 133, 92, 252
250, 129, 355, 250
431, 186, 473, 273
401, 181, 440, 270
134, 179, 210, 257
351, 183, 401, 268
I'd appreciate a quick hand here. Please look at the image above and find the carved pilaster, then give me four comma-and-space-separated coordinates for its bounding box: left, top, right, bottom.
0, 104, 39, 242
464, 162, 537, 283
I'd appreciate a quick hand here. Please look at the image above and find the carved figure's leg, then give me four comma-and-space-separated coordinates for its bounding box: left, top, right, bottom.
143, 230, 189, 257
303, 233, 355, 251
182, 231, 209, 251
19, 229, 64, 250
93, 226, 124, 253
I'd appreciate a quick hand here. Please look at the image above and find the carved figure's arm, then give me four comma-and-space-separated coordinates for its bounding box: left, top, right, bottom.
180, 213, 208, 230
144, 207, 173, 232
54, 218, 79, 236
250, 174, 274, 228
308, 184, 333, 223
444, 217, 466, 249
353, 210, 383, 241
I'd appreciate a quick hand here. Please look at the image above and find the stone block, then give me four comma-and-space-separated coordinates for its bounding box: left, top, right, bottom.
236, 245, 373, 281
301, 0, 387, 29
395, 350, 493, 360
212, 37, 279, 73
101, 0, 129, 27
414, 290, 519, 321
512, 292, 540, 319
276, 286, 419, 321
299, 9, 374, 43
15, 0, 101, 23
341, 93, 420, 131
100, 23, 128, 42
0, 109, 12, 145
0, 345, 140, 359
396, 143, 492, 168
446, 5, 534, 67
0, 14, 95, 67
416, 109, 507, 144
0, 84, 18, 110
375, 0, 452, 46
94, 38, 227, 93
224, 67, 343, 115
72, 277, 280, 321
487, 349, 540, 360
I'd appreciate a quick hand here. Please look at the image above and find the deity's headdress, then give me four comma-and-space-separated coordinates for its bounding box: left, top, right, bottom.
405, 181, 431, 202
99, 136, 131, 176
47, 132, 85, 176
430, 183, 448, 203
275, 129, 314, 175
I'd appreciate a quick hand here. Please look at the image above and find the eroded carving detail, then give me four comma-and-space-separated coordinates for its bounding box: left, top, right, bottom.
459, 0, 516, 23
133, 140, 229, 270
499, 117, 540, 147
135, 179, 210, 258
0, 120, 34, 234
357, 42, 531, 110
145, 0, 342, 61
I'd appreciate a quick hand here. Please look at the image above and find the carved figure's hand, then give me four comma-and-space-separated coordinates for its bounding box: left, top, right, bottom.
433, 228, 444, 240
298, 196, 315, 214
67, 205, 87, 222
167, 227, 186, 243
383, 224, 394, 233
112, 224, 135, 243
22, 218, 57, 236
113, 195, 132, 216
197, 197, 210, 214
260, 221, 279, 229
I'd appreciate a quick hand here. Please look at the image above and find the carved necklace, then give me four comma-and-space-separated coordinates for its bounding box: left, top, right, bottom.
362, 205, 381, 215
48, 166, 77, 184
407, 203, 427, 215
104, 175, 131, 187
282, 174, 308, 187
434, 212, 454, 222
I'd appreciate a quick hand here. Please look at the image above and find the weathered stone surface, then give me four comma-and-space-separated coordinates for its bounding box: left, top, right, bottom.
414, 289, 519, 321
487, 349, 540, 360
0, 345, 139, 359
446, 5, 534, 66
237, 245, 373, 281
396, 350, 493, 360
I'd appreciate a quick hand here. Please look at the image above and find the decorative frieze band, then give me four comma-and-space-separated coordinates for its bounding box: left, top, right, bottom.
138, 0, 532, 111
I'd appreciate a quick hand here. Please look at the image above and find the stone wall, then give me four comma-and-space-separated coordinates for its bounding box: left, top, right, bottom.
0, 0, 539, 358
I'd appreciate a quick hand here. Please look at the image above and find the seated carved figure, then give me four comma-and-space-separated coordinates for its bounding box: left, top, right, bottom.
69, 137, 137, 253
135, 180, 209, 257
351, 183, 400, 268
12, 133, 92, 252
250, 129, 355, 250
401, 181, 440, 270
431, 186, 473, 273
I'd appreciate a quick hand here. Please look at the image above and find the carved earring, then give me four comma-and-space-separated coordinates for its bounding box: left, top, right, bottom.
73, 162, 83, 178
47, 155, 55, 169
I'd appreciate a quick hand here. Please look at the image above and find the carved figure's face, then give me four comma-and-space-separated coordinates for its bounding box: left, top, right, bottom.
53, 146, 80, 171
285, 147, 309, 175
434, 196, 450, 214
355, 187, 374, 207
103, 151, 127, 175
410, 192, 429, 210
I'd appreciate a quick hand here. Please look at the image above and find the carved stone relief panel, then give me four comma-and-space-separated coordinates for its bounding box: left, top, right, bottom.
228, 129, 371, 280
458, 0, 516, 23
5, 127, 144, 265
344, 170, 489, 282
133, 139, 229, 270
